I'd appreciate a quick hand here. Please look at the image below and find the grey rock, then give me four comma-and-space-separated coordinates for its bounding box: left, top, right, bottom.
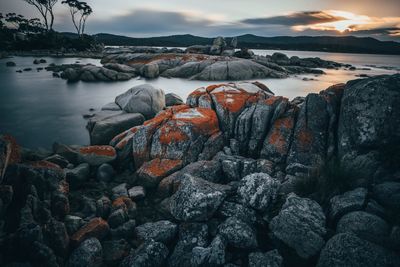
372, 182, 400, 211
110, 220, 136, 240
96, 196, 111, 219
101, 102, 122, 111
216, 201, 257, 224
111, 183, 128, 199
170, 174, 227, 221
317, 233, 400, 267
121, 239, 169, 267
108, 208, 129, 228
248, 250, 283, 267
65, 163, 90, 188
134, 220, 178, 243
6, 61, 16, 67
128, 186, 146, 200
191, 235, 226, 267
218, 216, 257, 249
102, 239, 131, 266
45, 154, 69, 168
115, 84, 166, 119
336, 211, 390, 244
329, 187, 368, 221
270, 193, 326, 258
165, 93, 184, 106
65, 215, 84, 235
237, 173, 280, 211
141, 62, 160, 78
68, 238, 103, 267
169, 223, 209, 267
96, 163, 115, 182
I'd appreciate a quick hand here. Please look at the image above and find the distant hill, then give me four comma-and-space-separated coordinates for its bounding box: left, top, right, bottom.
61, 32, 400, 55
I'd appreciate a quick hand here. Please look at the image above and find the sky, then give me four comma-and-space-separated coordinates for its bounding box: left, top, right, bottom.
1, 0, 400, 40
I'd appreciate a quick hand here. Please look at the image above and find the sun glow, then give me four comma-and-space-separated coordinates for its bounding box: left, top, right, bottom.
293, 10, 371, 33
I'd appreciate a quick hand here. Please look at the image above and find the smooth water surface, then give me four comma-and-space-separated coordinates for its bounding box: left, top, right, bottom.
0, 50, 399, 149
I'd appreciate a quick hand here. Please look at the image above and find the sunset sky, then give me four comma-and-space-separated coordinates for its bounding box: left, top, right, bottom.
1, 0, 399, 40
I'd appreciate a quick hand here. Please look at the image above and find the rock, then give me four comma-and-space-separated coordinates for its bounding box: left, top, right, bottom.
191, 235, 226, 267
141, 62, 160, 78
170, 174, 227, 221
234, 48, 254, 59
33, 59, 40, 64
209, 36, 227, 55
372, 182, 400, 211
28, 241, 59, 267
103, 63, 137, 74
336, 211, 390, 244
169, 223, 209, 267
101, 102, 122, 111
65, 215, 84, 235
112, 196, 137, 219
23, 68, 32, 71
186, 45, 211, 54
108, 208, 129, 228
43, 218, 69, 257
165, 93, 184, 106
248, 250, 283, 267
65, 163, 90, 188
237, 173, 280, 211
329, 187, 368, 222
70, 217, 110, 245
216, 201, 257, 224
96, 196, 111, 219
218, 217, 257, 249
68, 238, 103, 267
88, 111, 145, 145
44, 154, 69, 168
6, 61, 16, 67
137, 158, 183, 188
134, 220, 178, 243
39, 59, 46, 63
62, 67, 80, 81
110, 219, 136, 240
121, 239, 169, 267
115, 84, 166, 119
102, 239, 131, 266
0, 135, 21, 182
128, 186, 146, 200
111, 184, 129, 199
270, 193, 326, 258
96, 163, 115, 182
78, 145, 116, 166
338, 75, 400, 175
317, 233, 400, 267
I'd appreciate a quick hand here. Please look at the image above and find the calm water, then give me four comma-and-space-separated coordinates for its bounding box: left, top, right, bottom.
0, 50, 399, 149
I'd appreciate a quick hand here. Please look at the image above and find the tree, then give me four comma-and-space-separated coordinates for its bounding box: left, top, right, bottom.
22, 0, 58, 31
62, 0, 92, 37
3, 13, 45, 33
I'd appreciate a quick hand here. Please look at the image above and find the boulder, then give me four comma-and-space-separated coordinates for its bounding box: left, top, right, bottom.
96, 163, 115, 182
191, 235, 226, 266
338, 74, 400, 175
115, 84, 166, 119
248, 250, 283, 267
134, 220, 178, 243
102, 239, 131, 266
237, 173, 280, 211
78, 145, 116, 166
169, 223, 209, 267
108, 208, 129, 228
329, 187, 368, 221
110, 220, 136, 240
317, 233, 400, 267
216, 201, 257, 224
6, 61, 16, 67
136, 158, 183, 188
165, 93, 184, 106
218, 216, 258, 249
170, 174, 227, 221
121, 239, 169, 267
209, 36, 227, 55
270, 193, 326, 258
68, 238, 103, 267
128, 186, 146, 200
88, 112, 144, 145
70, 217, 110, 245
65, 163, 90, 188
336, 211, 390, 244
101, 102, 122, 111
372, 182, 400, 211
141, 62, 160, 78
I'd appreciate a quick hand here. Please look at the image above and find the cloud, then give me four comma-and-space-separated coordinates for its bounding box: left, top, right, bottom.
241, 11, 345, 26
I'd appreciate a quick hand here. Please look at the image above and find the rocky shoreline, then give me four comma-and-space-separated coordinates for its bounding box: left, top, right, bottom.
0, 74, 399, 267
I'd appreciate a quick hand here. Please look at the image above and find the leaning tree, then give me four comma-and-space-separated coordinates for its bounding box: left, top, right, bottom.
62, 0, 92, 37
22, 0, 58, 31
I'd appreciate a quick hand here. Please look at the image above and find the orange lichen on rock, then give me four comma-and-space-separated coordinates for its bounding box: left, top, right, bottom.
70, 217, 109, 245
139, 158, 183, 178
297, 128, 314, 149
173, 107, 220, 136
112, 196, 136, 211
266, 117, 294, 154
212, 91, 250, 113
28, 160, 63, 171
79, 145, 116, 157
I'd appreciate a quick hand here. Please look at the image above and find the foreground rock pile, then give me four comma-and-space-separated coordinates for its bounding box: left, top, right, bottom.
0, 74, 399, 267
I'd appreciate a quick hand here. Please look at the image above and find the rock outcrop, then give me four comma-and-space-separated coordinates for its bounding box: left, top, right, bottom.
1, 74, 399, 267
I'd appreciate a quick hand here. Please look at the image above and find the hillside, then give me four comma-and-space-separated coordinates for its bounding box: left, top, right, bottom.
85, 33, 400, 55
